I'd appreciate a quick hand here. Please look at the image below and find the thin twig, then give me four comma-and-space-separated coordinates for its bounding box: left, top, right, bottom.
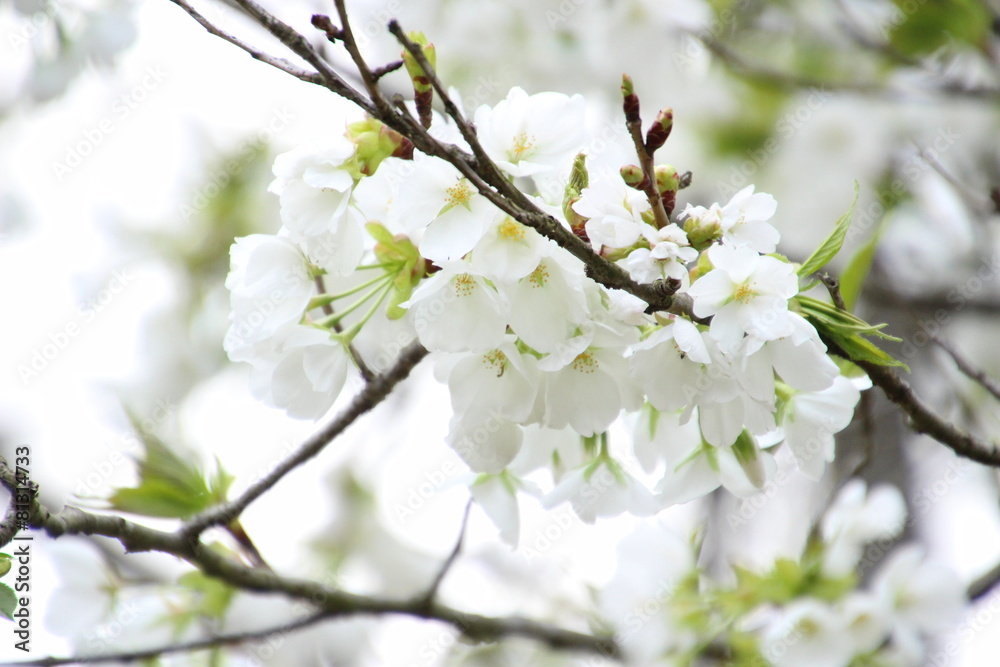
0, 611, 333, 666
182, 342, 428, 537
166, 0, 323, 85
420, 498, 473, 608
818, 279, 1000, 466
850, 357, 1000, 466
931, 334, 1000, 402
332, 0, 395, 118
621, 81, 670, 229
969, 559, 1000, 601
314, 276, 375, 382
697, 34, 1000, 102
225, 0, 377, 115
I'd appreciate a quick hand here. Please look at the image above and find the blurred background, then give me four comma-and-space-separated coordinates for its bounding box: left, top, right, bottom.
1, 0, 1000, 664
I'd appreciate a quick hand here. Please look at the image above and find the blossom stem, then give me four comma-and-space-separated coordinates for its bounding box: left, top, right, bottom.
309, 271, 396, 309
315, 280, 392, 329
337, 282, 394, 343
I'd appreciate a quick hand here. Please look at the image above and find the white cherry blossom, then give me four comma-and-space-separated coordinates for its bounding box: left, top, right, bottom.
224, 234, 315, 358
681, 184, 780, 253
269, 138, 356, 237
405, 263, 509, 353
473, 86, 587, 177
821, 480, 907, 575
398, 153, 500, 262
245, 325, 351, 420
573, 173, 651, 253
687, 243, 798, 353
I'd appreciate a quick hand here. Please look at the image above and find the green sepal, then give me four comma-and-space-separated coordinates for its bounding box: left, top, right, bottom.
797, 181, 859, 279
401, 31, 436, 93
365, 223, 425, 320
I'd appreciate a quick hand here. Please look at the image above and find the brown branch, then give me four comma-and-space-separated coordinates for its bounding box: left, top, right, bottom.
166, 0, 324, 86
182, 342, 428, 537
222, 0, 378, 115
852, 357, 1000, 466
969, 559, 1000, 601
0, 464, 618, 660
621, 78, 670, 230
698, 33, 1000, 102
0, 611, 333, 666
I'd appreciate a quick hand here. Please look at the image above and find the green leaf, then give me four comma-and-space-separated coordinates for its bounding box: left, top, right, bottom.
0, 584, 16, 621
178, 571, 236, 620
889, 0, 990, 56
797, 181, 859, 278
0, 554, 11, 579
795, 295, 908, 369
107, 412, 230, 519
839, 218, 887, 311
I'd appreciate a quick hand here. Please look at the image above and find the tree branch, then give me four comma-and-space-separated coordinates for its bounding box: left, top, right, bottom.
166, 0, 324, 86
697, 33, 1000, 102
0, 462, 619, 661
182, 341, 428, 537
419, 497, 473, 608
852, 357, 1000, 466
2, 611, 334, 666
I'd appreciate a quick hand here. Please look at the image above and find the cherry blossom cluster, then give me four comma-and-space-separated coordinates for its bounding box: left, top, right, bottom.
603, 481, 965, 666
223, 85, 868, 537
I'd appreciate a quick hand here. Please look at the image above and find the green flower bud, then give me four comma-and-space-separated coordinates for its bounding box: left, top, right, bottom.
620, 164, 646, 189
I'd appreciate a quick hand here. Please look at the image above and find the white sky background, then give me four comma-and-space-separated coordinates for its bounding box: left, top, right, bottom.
1, 0, 999, 664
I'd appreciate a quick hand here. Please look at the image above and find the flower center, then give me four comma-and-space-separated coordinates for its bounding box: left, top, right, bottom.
444, 179, 474, 210
483, 349, 507, 377
511, 132, 536, 161
733, 282, 757, 303
452, 273, 477, 297
571, 351, 598, 374
498, 218, 526, 241
527, 262, 550, 288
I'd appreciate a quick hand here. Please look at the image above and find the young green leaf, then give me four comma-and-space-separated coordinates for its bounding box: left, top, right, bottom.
107, 412, 231, 519
797, 181, 859, 278
0, 584, 17, 621
795, 295, 907, 369
839, 218, 887, 310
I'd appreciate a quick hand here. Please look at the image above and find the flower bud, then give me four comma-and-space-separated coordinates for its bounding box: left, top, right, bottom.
621, 74, 640, 125
345, 117, 410, 177
644, 108, 673, 153
655, 164, 680, 216
620, 164, 648, 190
563, 154, 590, 236
402, 32, 436, 128
684, 213, 721, 249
